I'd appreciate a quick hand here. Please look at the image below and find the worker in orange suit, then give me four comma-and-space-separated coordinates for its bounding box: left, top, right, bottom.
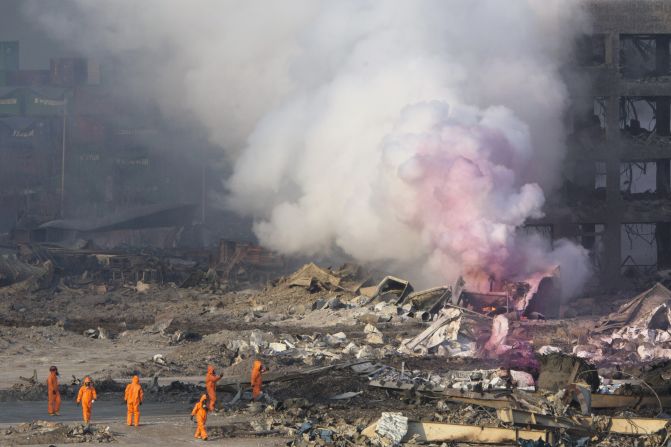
251, 360, 267, 401
76, 376, 97, 424
205, 365, 222, 412
47, 365, 61, 416
124, 375, 144, 426
190, 394, 209, 441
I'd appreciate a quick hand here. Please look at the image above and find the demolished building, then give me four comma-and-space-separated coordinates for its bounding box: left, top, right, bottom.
530, 0, 671, 293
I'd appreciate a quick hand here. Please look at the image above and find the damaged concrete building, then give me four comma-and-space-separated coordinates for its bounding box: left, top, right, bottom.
535, 1, 671, 290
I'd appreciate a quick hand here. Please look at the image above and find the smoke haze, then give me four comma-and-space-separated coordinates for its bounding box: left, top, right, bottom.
28, 0, 592, 294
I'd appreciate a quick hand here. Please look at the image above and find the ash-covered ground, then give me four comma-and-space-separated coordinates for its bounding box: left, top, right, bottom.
1, 257, 670, 446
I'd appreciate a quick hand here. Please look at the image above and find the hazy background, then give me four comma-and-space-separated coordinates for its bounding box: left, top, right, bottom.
2, 0, 593, 294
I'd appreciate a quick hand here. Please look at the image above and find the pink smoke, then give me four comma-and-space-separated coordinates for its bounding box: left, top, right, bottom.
388, 102, 574, 291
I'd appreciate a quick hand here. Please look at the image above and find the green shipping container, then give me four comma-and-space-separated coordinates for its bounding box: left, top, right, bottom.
24, 87, 72, 116
0, 42, 19, 71
0, 87, 22, 116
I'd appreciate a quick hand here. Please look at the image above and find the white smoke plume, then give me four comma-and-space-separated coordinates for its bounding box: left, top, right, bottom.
29, 0, 592, 295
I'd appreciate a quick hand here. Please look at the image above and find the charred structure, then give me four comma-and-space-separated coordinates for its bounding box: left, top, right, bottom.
538, 1, 671, 291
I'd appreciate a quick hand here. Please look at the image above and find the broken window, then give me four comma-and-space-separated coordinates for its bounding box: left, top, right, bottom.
561, 160, 606, 202
570, 97, 606, 139
658, 222, 671, 269
620, 161, 656, 195
620, 96, 671, 143
518, 225, 553, 251
620, 34, 671, 79
620, 98, 657, 133
576, 34, 606, 66
620, 160, 671, 196
658, 160, 671, 196
595, 161, 606, 193
621, 223, 657, 276
593, 97, 607, 129
578, 223, 605, 271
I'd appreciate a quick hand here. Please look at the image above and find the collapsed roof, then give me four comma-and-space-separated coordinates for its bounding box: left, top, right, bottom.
593, 282, 671, 334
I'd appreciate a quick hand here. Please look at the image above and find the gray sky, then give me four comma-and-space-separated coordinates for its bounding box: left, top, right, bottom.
0, 0, 71, 69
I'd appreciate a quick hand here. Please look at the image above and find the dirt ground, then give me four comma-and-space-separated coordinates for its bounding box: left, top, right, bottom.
0, 276, 435, 445
1, 417, 292, 446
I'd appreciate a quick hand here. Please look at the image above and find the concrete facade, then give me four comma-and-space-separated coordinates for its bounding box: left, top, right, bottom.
539, 1, 671, 289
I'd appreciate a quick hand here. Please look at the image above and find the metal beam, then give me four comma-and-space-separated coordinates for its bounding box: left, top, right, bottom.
369, 380, 671, 410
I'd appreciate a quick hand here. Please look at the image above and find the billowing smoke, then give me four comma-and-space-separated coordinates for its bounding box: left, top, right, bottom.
28, 0, 592, 295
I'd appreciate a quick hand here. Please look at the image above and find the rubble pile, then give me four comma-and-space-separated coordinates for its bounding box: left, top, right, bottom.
1, 420, 115, 444
578, 283, 671, 365
1, 380, 48, 402
211, 362, 671, 447
5, 251, 671, 445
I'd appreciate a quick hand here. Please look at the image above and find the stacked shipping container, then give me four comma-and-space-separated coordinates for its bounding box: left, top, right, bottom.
0, 41, 202, 235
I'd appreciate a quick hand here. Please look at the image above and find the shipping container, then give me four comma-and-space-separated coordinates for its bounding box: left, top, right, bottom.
71, 143, 105, 164
109, 110, 159, 145
0, 143, 51, 188
0, 116, 51, 148
24, 87, 72, 116
6, 70, 50, 86
0, 71, 6, 87
73, 86, 111, 116
72, 115, 106, 143
0, 42, 19, 71
0, 87, 22, 116
87, 60, 101, 85
50, 58, 88, 86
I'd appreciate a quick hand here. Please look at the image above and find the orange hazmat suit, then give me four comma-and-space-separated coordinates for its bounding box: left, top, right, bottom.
47, 368, 61, 415
205, 365, 222, 411
76, 377, 97, 423
124, 375, 144, 426
251, 360, 264, 400
191, 394, 208, 440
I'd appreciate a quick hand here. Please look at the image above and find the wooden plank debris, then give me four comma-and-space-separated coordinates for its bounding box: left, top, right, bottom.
496, 408, 591, 433
581, 415, 669, 435
498, 408, 670, 435
363, 420, 550, 444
